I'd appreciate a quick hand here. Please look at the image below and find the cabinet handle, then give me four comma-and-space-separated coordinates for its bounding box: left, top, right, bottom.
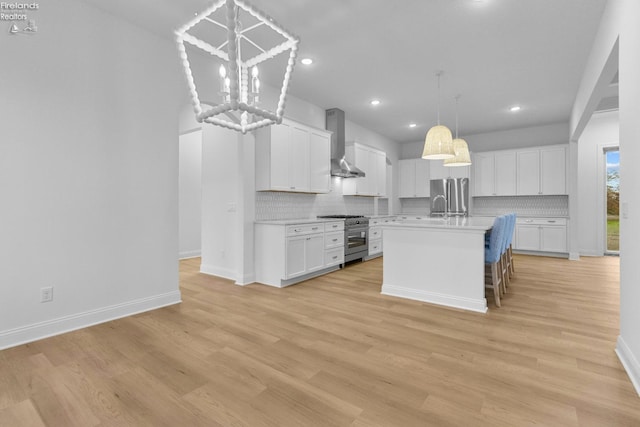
294, 228, 302, 232
306, 237, 311, 241
312, 227, 319, 230
538, 191, 542, 195
290, 186, 295, 189
525, 220, 533, 223
332, 225, 337, 228
332, 255, 338, 260
547, 220, 556, 223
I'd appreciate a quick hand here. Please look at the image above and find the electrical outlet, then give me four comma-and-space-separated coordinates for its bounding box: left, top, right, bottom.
41, 286, 53, 303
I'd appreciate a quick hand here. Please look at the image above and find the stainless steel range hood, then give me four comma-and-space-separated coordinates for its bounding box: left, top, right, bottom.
326, 108, 365, 178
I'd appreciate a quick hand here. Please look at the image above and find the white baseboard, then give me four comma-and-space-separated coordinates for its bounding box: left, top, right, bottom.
569, 252, 580, 261
381, 284, 488, 313
235, 273, 256, 286
616, 335, 640, 396
0, 290, 182, 351
179, 250, 201, 259
200, 264, 236, 281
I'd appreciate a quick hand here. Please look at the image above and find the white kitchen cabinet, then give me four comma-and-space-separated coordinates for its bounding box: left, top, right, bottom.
255, 220, 344, 287
309, 130, 331, 193
343, 143, 387, 197
494, 151, 517, 196
284, 233, 324, 279
398, 159, 430, 198
540, 146, 567, 195
430, 159, 470, 180
473, 151, 516, 196
255, 119, 331, 194
473, 153, 495, 196
516, 145, 567, 195
367, 216, 395, 258
514, 218, 567, 254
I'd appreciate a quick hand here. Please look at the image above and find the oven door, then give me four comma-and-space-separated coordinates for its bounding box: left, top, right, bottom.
346, 226, 368, 255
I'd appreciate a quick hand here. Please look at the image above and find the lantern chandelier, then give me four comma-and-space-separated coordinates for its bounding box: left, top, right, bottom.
444, 95, 472, 167
175, 0, 300, 134
422, 71, 455, 160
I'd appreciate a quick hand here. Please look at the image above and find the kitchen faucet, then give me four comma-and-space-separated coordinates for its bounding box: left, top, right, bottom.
431, 194, 448, 218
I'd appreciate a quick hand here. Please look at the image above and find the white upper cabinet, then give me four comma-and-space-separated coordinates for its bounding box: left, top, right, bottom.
343, 142, 387, 197
516, 145, 567, 195
494, 151, 517, 196
474, 144, 567, 197
255, 119, 331, 194
398, 158, 430, 198
473, 153, 495, 196
540, 146, 567, 195
309, 130, 331, 193
430, 160, 470, 180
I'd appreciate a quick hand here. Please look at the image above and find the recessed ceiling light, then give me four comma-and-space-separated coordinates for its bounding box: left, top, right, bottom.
301, 58, 313, 65
409, 123, 417, 128
510, 106, 521, 112
370, 99, 381, 106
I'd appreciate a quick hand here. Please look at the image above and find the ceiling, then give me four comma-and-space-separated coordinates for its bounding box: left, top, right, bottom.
85, 0, 609, 143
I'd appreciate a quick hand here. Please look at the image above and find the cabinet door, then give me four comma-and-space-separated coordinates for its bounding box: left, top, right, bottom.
415, 159, 431, 197
398, 159, 416, 198
374, 150, 386, 197
289, 125, 310, 191
270, 123, 291, 191
494, 151, 517, 196
309, 131, 330, 193
515, 224, 540, 251
473, 153, 495, 196
517, 150, 541, 195
541, 226, 567, 252
540, 146, 566, 195
305, 234, 325, 273
429, 159, 448, 180
285, 236, 306, 278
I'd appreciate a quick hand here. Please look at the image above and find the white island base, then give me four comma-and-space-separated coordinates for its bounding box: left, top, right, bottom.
381, 218, 493, 313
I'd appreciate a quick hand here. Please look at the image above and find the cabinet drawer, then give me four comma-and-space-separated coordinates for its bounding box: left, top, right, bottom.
324, 221, 344, 232
369, 238, 382, 255
517, 218, 567, 226
369, 226, 382, 240
325, 231, 344, 249
325, 248, 344, 266
286, 223, 323, 236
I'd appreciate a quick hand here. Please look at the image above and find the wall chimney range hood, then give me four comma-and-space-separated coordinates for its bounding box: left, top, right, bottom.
326, 108, 365, 178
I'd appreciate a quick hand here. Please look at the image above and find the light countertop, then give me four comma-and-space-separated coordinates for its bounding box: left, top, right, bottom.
384, 216, 493, 232
255, 218, 344, 226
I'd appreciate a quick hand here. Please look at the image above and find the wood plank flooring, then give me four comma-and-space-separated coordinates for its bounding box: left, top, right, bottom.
1, 254, 638, 426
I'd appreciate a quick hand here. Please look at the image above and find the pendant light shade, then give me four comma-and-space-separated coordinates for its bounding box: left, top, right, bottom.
422, 72, 454, 160
443, 94, 472, 167
444, 138, 472, 166
422, 125, 454, 159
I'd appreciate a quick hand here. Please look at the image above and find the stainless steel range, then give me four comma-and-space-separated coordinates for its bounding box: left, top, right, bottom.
317, 215, 369, 263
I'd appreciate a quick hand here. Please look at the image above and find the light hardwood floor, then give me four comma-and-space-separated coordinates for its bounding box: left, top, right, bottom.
1, 255, 638, 426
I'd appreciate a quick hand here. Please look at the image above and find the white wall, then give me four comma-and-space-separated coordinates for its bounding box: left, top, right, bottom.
617, 0, 640, 396
179, 130, 203, 258
0, 0, 183, 349
577, 111, 619, 256
573, 0, 640, 396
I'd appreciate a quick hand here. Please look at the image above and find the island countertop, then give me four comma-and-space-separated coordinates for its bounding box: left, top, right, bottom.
384, 216, 493, 232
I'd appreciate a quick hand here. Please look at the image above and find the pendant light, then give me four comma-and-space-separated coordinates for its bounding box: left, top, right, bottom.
422, 71, 454, 159
444, 95, 472, 167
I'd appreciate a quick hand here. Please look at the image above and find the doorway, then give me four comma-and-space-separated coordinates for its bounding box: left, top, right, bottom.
605, 148, 619, 254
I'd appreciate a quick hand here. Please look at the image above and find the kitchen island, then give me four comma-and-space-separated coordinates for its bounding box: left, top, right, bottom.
380, 217, 494, 313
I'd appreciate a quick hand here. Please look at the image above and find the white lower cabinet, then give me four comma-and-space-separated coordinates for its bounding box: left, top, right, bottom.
514, 218, 567, 254
367, 216, 395, 258
285, 234, 324, 279
255, 220, 344, 287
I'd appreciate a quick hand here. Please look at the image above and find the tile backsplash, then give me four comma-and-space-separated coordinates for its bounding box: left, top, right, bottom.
472, 195, 568, 217
399, 198, 431, 215
255, 177, 385, 220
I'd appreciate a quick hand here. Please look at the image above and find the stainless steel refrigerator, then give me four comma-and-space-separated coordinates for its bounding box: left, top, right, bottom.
430, 178, 469, 217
